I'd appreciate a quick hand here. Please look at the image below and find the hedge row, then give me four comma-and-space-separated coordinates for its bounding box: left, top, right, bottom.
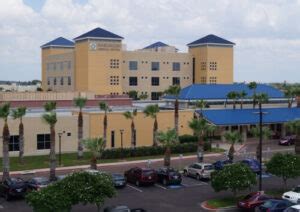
178, 134, 198, 143
100, 143, 198, 159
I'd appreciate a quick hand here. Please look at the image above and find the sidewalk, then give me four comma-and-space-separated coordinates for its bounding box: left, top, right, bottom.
9, 152, 223, 176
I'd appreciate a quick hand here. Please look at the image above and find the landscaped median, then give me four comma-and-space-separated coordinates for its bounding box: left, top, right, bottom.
201, 197, 241, 211
0, 144, 225, 172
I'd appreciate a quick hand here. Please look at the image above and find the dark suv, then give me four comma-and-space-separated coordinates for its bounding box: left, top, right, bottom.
156, 167, 182, 186
0, 177, 27, 201
124, 167, 157, 186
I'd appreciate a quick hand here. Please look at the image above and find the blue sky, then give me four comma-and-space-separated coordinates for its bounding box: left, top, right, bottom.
0, 0, 300, 83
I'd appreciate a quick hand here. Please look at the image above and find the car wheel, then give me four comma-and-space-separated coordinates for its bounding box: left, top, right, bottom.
135, 180, 140, 187
196, 174, 201, 181
163, 179, 168, 186
183, 170, 188, 176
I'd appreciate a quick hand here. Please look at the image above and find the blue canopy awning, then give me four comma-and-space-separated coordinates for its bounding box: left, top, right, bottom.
198, 107, 300, 126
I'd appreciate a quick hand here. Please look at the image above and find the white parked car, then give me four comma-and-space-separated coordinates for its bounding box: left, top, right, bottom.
284, 204, 300, 212
283, 186, 300, 204
183, 163, 214, 180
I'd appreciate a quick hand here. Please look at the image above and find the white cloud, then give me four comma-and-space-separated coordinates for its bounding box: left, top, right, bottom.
0, 0, 300, 82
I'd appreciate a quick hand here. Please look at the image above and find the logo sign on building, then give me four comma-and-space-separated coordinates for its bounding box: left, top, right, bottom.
89, 41, 121, 51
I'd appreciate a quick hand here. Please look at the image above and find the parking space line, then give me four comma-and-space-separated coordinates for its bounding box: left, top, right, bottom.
127, 184, 143, 192
154, 184, 167, 190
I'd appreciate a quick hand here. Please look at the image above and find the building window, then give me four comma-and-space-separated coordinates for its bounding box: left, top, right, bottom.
53, 78, 57, 86
110, 76, 119, 85
201, 62, 206, 71
129, 61, 138, 70
111, 131, 115, 148
129, 77, 138, 86
60, 62, 63, 70
172, 77, 180, 86
209, 76, 217, 84
151, 62, 160, 71
200, 77, 206, 84
209, 62, 217, 71
60, 77, 64, 86
37, 134, 50, 150
68, 77, 71, 86
172, 62, 180, 71
151, 92, 162, 100
9, 135, 19, 151
47, 78, 51, 86
47, 64, 50, 71
110, 59, 119, 69
151, 77, 160, 86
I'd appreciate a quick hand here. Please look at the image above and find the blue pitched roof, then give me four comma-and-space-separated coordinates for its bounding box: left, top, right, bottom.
41, 37, 74, 48
74, 27, 123, 41
143, 41, 169, 49
188, 34, 235, 46
199, 107, 300, 126
164, 84, 284, 100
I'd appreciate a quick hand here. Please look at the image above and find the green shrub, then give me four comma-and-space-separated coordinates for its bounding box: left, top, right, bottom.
178, 134, 198, 143
100, 143, 198, 159
203, 141, 212, 151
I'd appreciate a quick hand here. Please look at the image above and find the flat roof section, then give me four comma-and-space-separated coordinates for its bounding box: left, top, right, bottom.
199, 107, 300, 126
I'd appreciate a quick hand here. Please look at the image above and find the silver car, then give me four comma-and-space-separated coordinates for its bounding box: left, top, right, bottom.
183, 163, 214, 180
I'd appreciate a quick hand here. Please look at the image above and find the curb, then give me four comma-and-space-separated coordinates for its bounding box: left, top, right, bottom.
200, 201, 238, 212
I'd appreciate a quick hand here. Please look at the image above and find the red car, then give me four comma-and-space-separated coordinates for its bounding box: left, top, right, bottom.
124, 167, 157, 187
237, 191, 271, 211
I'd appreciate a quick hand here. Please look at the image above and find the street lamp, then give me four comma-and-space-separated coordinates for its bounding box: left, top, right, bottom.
253, 107, 268, 191
58, 131, 65, 166
120, 129, 124, 149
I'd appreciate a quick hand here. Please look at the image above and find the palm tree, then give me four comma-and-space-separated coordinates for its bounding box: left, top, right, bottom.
250, 126, 272, 160
123, 109, 137, 148
239, 90, 247, 109
82, 137, 105, 170
42, 101, 57, 181
11, 106, 27, 164
256, 93, 269, 108
0, 103, 11, 181
194, 99, 207, 118
143, 104, 160, 146
285, 120, 300, 154
227, 91, 238, 109
74, 97, 87, 159
164, 85, 181, 134
248, 81, 257, 108
189, 118, 211, 162
157, 128, 178, 167
224, 131, 242, 161
207, 124, 217, 148
99, 102, 110, 147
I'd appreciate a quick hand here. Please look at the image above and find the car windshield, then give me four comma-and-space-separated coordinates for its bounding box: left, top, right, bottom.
35, 178, 49, 185
204, 165, 214, 170
10, 178, 24, 184
142, 170, 154, 176
112, 174, 124, 180
262, 200, 276, 208
243, 194, 257, 201
293, 187, 300, 193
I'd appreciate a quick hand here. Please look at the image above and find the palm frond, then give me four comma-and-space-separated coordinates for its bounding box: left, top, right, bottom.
74, 97, 87, 109
44, 101, 56, 112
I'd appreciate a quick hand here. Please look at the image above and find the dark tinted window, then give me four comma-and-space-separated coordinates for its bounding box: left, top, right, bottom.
129, 61, 138, 70
172, 62, 180, 71
129, 77, 138, 86
172, 77, 180, 86
9, 135, 19, 151
151, 62, 159, 71
37, 134, 50, 150
151, 77, 159, 86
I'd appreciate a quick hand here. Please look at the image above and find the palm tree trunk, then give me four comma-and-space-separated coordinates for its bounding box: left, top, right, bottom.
153, 117, 158, 146
164, 146, 171, 167
103, 113, 107, 147
233, 101, 236, 109
253, 91, 256, 109
174, 98, 179, 134
91, 156, 97, 170
77, 110, 83, 159
240, 99, 243, 109
131, 120, 135, 148
49, 125, 56, 181
197, 135, 204, 162
288, 99, 292, 108
256, 143, 261, 160
19, 121, 24, 164
2, 121, 10, 181
228, 144, 235, 161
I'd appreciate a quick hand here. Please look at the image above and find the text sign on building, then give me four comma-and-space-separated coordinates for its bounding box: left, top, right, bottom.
89, 41, 121, 51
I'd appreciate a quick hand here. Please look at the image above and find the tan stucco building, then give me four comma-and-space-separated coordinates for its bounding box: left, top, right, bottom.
0, 110, 193, 157
41, 27, 235, 99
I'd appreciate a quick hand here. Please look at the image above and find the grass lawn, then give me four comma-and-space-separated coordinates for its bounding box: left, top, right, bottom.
0, 148, 225, 171
206, 196, 243, 208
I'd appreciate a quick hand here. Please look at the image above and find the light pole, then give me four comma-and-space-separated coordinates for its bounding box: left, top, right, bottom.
58, 131, 65, 166
120, 129, 124, 149
254, 105, 268, 191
